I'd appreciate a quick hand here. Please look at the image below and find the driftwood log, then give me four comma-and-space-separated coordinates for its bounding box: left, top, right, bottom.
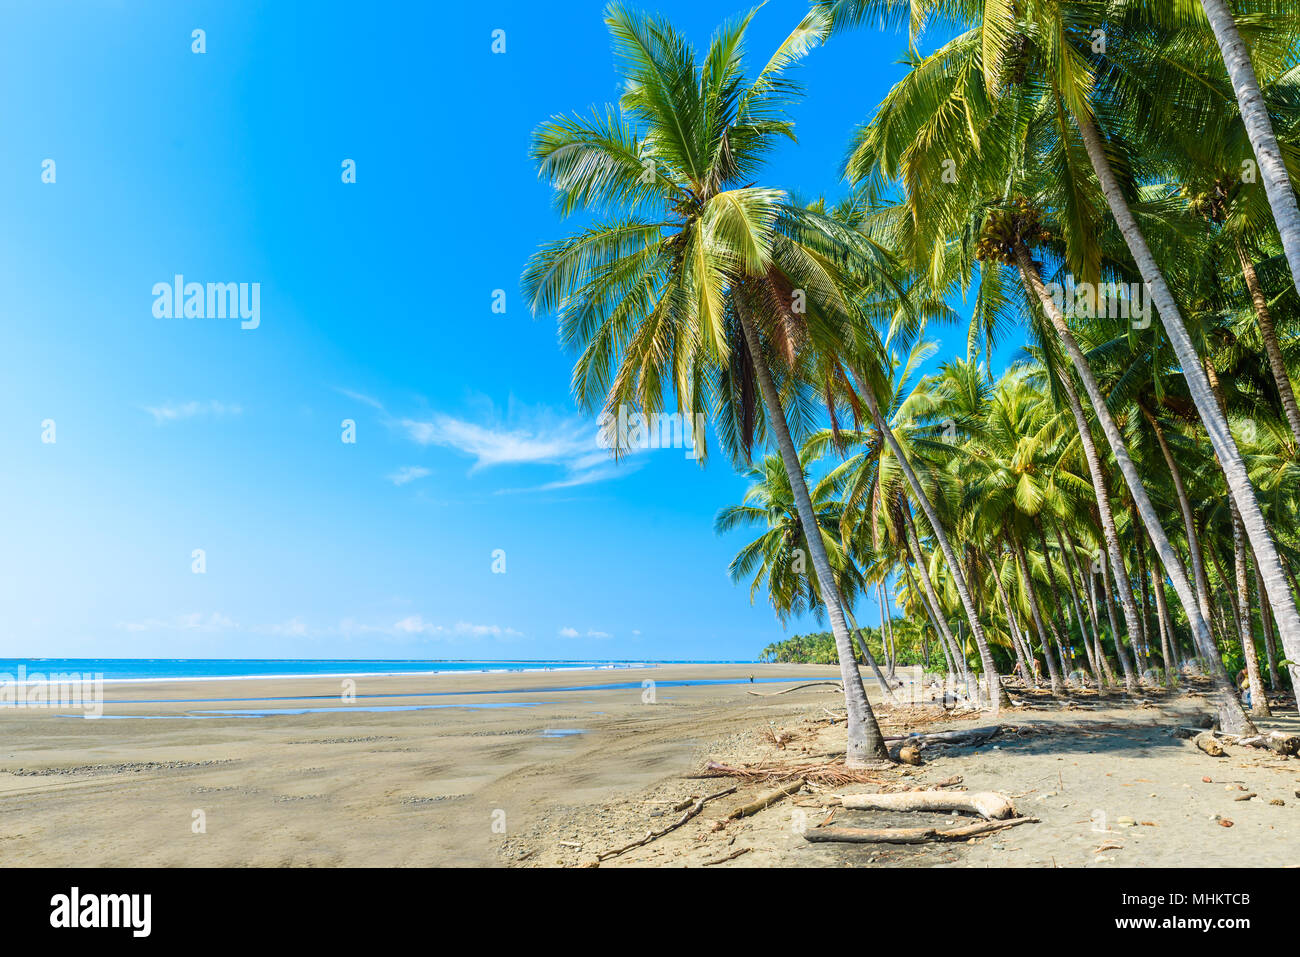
1182, 727, 1298, 756
838, 789, 1016, 820
804, 817, 1037, 845
727, 778, 806, 819
1194, 732, 1227, 757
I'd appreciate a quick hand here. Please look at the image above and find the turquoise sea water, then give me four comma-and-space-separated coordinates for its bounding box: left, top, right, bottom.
0, 658, 747, 683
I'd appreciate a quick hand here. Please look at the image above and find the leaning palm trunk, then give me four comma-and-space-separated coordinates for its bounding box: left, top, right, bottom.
1143, 407, 1214, 626
1151, 560, 1180, 688
1012, 535, 1065, 694
902, 509, 975, 698
1053, 521, 1102, 689
734, 305, 888, 765
905, 562, 957, 682
1092, 562, 1122, 687
1200, 0, 1300, 300
1231, 503, 1270, 716
877, 583, 897, 680
1095, 532, 1139, 690
1068, 531, 1110, 691
1238, 244, 1300, 448
998, 567, 1038, 684
1131, 505, 1153, 672
1034, 518, 1077, 677
1257, 565, 1281, 688
991, 553, 1036, 687
1009, 261, 1141, 687
858, 377, 1009, 710
1016, 244, 1255, 731
1075, 110, 1299, 721
845, 610, 898, 706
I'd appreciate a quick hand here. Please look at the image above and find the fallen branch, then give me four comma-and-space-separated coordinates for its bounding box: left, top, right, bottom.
745, 682, 843, 697
701, 847, 751, 866
804, 817, 1037, 845
883, 725, 1001, 748
597, 785, 737, 862
837, 789, 1016, 820
728, 778, 806, 819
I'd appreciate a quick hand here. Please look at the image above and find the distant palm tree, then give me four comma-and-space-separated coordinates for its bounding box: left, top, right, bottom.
715, 454, 862, 624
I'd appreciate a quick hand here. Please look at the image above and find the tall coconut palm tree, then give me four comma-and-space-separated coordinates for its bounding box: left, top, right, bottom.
522, 5, 895, 764
1195, 0, 1300, 299
828, 2, 1267, 730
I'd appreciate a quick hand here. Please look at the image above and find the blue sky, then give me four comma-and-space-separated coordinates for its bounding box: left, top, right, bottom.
0, 0, 1012, 660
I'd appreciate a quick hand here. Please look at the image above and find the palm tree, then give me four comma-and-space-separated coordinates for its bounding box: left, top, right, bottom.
715, 453, 896, 694
1195, 0, 1300, 299
521, 5, 893, 764
1030, 3, 1300, 690
829, 3, 1273, 729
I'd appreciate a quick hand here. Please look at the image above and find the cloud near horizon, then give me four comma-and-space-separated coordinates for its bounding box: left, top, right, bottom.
558, 626, 611, 639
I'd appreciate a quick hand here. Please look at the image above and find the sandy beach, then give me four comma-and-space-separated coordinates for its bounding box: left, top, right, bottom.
0, 663, 1295, 867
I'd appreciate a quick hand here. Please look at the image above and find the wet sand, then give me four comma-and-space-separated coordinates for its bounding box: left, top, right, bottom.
0, 664, 1295, 867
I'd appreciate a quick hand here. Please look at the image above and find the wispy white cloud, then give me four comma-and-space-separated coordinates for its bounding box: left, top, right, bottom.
388, 466, 431, 486
254, 617, 309, 637
335, 387, 385, 411
143, 400, 242, 425
392, 615, 522, 638
401, 414, 594, 471
559, 626, 611, 639
400, 401, 639, 492
117, 612, 239, 633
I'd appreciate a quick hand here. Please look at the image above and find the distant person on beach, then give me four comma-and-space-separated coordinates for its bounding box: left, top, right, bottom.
1236, 669, 1252, 709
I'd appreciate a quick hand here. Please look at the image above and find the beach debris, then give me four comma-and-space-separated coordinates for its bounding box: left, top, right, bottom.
804, 816, 1037, 845
885, 725, 1001, 750
760, 726, 797, 749
697, 760, 890, 787
727, 778, 806, 819
1202, 776, 1213, 783
1116, 816, 1136, 827
1270, 798, 1285, 806
745, 681, 843, 697
837, 789, 1016, 820
1219, 819, 1235, 827
701, 847, 751, 866
1226, 731, 1300, 755
1194, 732, 1226, 757
596, 784, 738, 862
1234, 792, 1256, 802
649, 796, 699, 817
1095, 841, 1124, 853
896, 745, 923, 766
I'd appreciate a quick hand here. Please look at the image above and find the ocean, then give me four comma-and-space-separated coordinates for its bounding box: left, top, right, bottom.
0, 658, 744, 683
